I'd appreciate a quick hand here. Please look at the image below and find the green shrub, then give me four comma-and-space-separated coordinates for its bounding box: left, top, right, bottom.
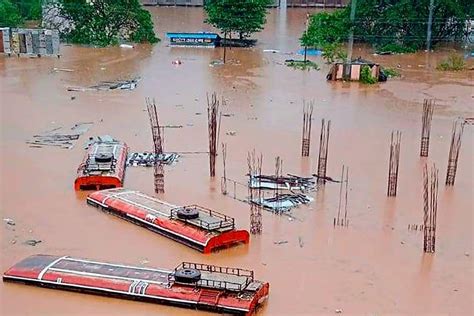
360, 65, 377, 84
436, 54, 465, 71
382, 67, 401, 77
376, 43, 417, 54
322, 42, 347, 64
285, 60, 320, 71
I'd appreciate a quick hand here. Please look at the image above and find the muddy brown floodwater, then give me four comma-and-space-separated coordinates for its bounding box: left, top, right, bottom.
1, 7, 473, 316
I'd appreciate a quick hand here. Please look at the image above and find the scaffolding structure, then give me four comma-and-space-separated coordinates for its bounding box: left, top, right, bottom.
248, 151, 263, 235
420, 99, 435, 157
334, 165, 349, 227
146, 97, 165, 194
274, 156, 283, 214
301, 101, 314, 157
387, 131, 401, 197
423, 163, 439, 253
221, 143, 227, 195
317, 119, 331, 184
445, 119, 464, 186
207, 93, 221, 177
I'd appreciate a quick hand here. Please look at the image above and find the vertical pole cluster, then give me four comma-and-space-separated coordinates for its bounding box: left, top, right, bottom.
445, 119, 464, 186
420, 99, 434, 157
334, 165, 349, 227
221, 143, 227, 195
207, 92, 221, 177
423, 163, 438, 253
387, 131, 401, 197
248, 151, 263, 235
146, 97, 165, 194
317, 119, 331, 184
274, 156, 283, 213
301, 100, 314, 157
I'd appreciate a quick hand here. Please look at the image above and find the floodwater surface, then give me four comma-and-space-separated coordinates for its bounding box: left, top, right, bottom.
1, 7, 473, 316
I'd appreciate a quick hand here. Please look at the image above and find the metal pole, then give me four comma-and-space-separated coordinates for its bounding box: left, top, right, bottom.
223, 32, 227, 64
304, 12, 309, 62
345, 0, 357, 76
426, 0, 435, 51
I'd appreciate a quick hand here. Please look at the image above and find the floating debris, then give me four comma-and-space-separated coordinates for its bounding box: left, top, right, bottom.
263, 49, 280, 53
226, 131, 237, 136
298, 236, 304, 248
51, 68, 74, 73
252, 193, 313, 213
24, 239, 41, 246
119, 44, 134, 49
209, 60, 224, 67
297, 49, 322, 56
67, 78, 141, 92
3, 218, 15, 226
27, 122, 93, 149
313, 174, 341, 183
163, 125, 183, 128
84, 135, 118, 149
127, 152, 179, 167
249, 174, 316, 192
274, 240, 288, 245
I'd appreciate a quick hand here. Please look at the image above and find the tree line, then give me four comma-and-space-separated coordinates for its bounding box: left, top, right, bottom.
1, 0, 471, 50
301, 0, 473, 54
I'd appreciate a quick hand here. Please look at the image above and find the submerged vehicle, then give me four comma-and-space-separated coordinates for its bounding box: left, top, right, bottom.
3, 255, 269, 315
74, 137, 128, 190
87, 188, 250, 253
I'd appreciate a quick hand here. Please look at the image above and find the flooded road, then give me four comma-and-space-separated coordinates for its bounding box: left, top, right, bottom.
1, 7, 473, 316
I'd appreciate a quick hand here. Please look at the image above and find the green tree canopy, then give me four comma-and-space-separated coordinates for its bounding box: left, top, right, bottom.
204, 0, 273, 39
301, 0, 472, 52
0, 0, 42, 27
301, 10, 349, 48
0, 0, 23, 27
58, 0, 158, 46
12, 0, 42, 20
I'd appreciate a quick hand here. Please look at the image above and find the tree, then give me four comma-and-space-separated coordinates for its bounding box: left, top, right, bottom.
204, 0, 272, 40
0, 0, 43, 27
57, 0, 159, 46
12, 0, 42, 20
301, 0, 471, 52
0, 0, 23, 27
301, 10, 349, 49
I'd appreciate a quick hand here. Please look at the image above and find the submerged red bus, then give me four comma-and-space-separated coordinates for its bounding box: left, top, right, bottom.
3, 255, 269, 315
87, 188, 250, 253
75, 138, 128, 190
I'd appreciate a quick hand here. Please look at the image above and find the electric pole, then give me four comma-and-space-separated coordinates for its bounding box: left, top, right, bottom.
304, 12, 309, 63
426, 0, 435, 52
346, 0, 357, 76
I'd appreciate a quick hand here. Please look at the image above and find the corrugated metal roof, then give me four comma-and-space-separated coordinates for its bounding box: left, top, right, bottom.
166, 32, 219, 39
